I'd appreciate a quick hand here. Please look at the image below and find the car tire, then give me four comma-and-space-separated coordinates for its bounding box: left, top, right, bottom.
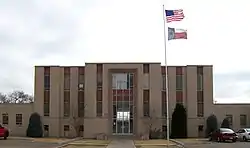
217, 137, 221, 142
243, 136, 247, 141
232, 139, 236, 142
209, 137, 212, 141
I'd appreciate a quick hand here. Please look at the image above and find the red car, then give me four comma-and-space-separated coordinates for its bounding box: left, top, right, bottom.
209, 128, 237, 142
0, 124, 9, 139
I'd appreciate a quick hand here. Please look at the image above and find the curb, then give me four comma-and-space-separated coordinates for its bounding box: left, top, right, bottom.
170, 139, 185, 148
9, 137, 35, 141
58, 137, 83, 145
54, 137, 84, 148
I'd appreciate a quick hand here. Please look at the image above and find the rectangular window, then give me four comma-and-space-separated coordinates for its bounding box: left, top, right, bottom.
44, 90, 50, 116
96, 90, 102, 117
16, 114, 22, 125
2, 113, 8, 125
128, 73, 134, 88
143, 89, 150, 117
143, 64, 149, 74
79, 125, 84, 131
176, 75, 183, 90
176, 67, 183, 75
64, 125, 70, 131
78, 67, 85, 90
176, 91, 183, 104
97, 64, 103, 89
197, 66, 203, 91
197, 91, 204, 117
64, 91, 70, 117
197, 102, 204, 117
226, 114, 233, 126
162, 75, 166, 90
162, 91, 167, 117
64, 67, 70, 90
240, 114, 247, 127
78, 91, 85, 117
44, 125, 49, 131
44, 67, 50, 90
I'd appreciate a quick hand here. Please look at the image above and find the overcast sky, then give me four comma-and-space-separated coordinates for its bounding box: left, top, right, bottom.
0, 0, 249, 103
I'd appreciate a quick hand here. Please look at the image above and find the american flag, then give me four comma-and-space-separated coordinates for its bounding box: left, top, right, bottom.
165, 9, 184, 23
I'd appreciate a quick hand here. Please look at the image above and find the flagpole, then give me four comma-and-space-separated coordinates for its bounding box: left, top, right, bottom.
163, 4, 170, 147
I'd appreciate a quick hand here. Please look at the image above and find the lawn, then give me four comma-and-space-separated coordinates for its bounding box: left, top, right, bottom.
32, 138, 69, 143
65, 146, 106, 148
134, 139, 176, 146
68, 139, 110, 146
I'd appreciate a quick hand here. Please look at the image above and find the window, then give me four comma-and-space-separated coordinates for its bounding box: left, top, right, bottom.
176, 91, 183, 104
129, 73, 134, 88
2, 113, 8, 125
44, 125, 49, 131
162, 75, 166, 90
78, 67, 85, 90
143, 89, 150, 117
16, 114, 22, 125
162, 91, 167, 117
226, 114, 233, 126
197, 66, 203, 91
198, 125, 204, 131
176, 75, 183, 90
143, 64, 149, 74
44, 90, 50, 116
78, 91, 85, 117
197, 91, 204, 117
64, 67, 70, 90
79, 125, 84, 131
197, 91, 204, 102
240, 114, 247, 127
64, 125, 70, 131
96, 90, 102, 117
97, 64, 103, 89
44, 67, 50, 90
64, 91, 70, 117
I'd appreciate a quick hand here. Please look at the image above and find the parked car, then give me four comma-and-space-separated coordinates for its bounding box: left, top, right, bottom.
236, 128, 250, 141
0, 124, 9, 139
209, 128, 237, 142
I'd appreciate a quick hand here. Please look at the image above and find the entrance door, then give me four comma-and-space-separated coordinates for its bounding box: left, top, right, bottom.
112, 73, 134, 135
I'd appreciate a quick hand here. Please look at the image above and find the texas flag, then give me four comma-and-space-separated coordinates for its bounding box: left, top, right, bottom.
168, 27, 187, 40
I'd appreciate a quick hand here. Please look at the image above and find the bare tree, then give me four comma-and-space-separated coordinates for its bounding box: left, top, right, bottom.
142, 109, 162, 139
69, 104, 86, 137
0, 93, 9, 103
7, 91, 34, 103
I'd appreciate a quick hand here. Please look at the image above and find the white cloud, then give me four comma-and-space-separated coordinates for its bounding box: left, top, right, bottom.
0, 0, 249, 103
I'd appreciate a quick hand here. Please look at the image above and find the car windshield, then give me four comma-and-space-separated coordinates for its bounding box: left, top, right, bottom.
246, 129, 250, 132
220, 128, 234, 133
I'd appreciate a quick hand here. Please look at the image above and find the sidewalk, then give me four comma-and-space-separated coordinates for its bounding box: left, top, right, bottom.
107, 140, 135, 148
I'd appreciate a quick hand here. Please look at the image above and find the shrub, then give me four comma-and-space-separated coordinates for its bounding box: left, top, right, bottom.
221, 118, 230, 128
205, 114, 218, 137
170, 103, 187, 138
26, 112, 43, 137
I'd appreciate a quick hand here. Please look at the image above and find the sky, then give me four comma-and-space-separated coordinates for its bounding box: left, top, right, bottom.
0, 0, 250, 103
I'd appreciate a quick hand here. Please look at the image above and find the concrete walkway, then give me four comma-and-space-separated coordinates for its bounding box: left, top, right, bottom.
107, 140, 135, 148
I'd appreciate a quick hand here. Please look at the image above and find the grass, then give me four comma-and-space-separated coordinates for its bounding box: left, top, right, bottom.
134, 139, 176, 146
65, 146, 106, 148
68, 139, 110, 146
174, 138, 209, 144
32, 138, 69, 143
135, 146, 180, 148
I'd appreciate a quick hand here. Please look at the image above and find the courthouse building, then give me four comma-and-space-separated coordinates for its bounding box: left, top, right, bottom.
0, 63, 250, 138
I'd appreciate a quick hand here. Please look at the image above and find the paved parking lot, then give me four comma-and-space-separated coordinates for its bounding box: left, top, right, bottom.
0, 139, 60, 148
185, 142, 250, 148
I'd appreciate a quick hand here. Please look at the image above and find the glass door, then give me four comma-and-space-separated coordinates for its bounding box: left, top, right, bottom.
112, 73, 134, 135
